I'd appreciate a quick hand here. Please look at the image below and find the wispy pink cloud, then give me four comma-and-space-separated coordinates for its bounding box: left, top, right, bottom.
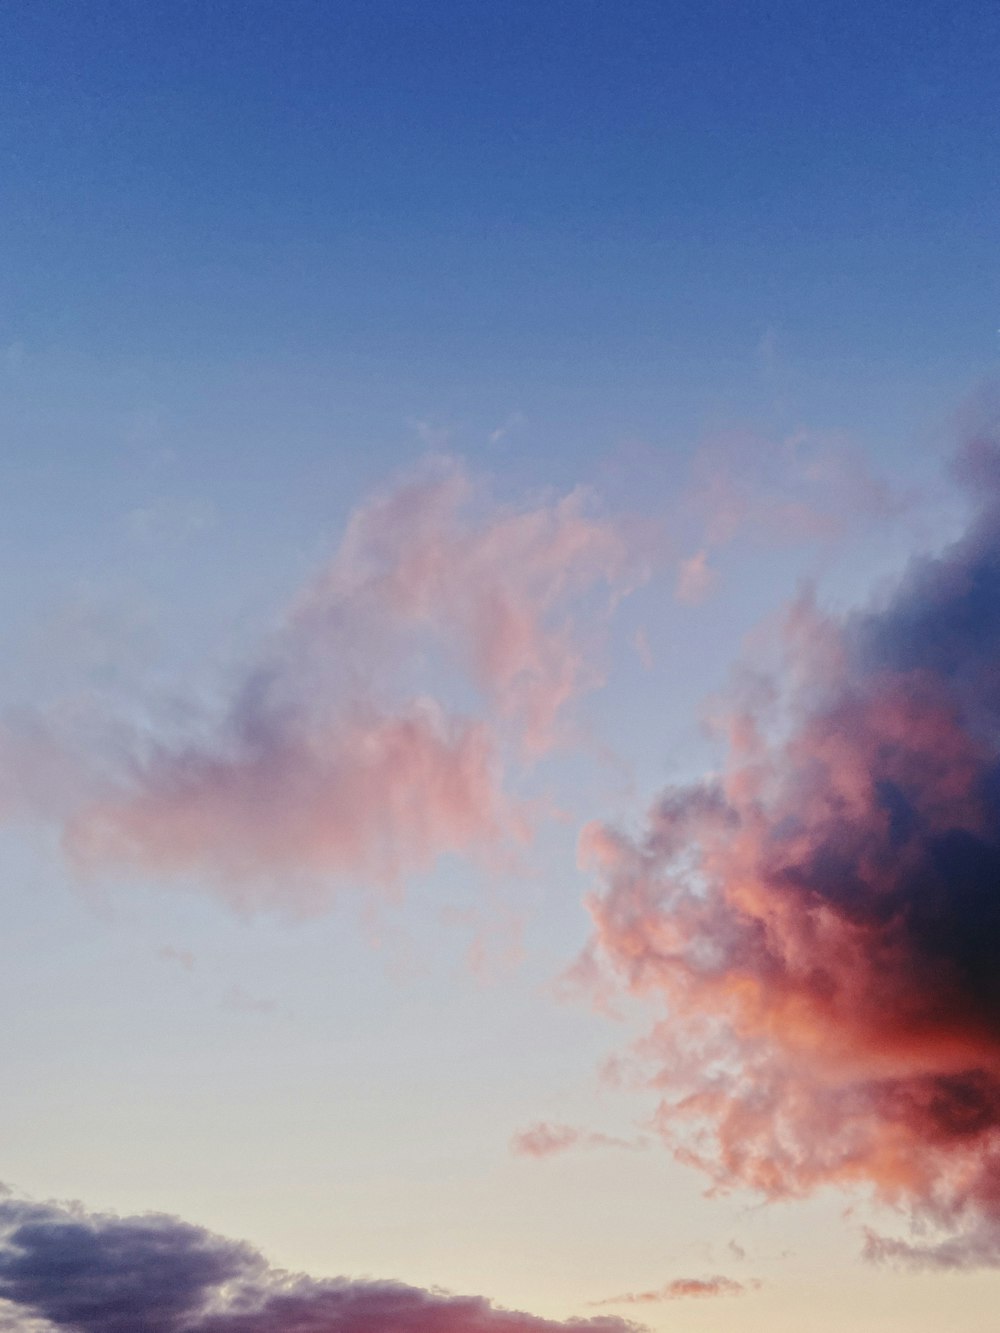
312, 457, 639, 754
67, 706, 515, 910
6, 458, 640, 912
667, 427, 909, 604
591, 1276, 752, 1304
509, 1122, 647, 1158
687, 427, 905, 551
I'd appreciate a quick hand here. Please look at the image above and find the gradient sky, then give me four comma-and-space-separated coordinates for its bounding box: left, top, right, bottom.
3, 4, 1000, 1332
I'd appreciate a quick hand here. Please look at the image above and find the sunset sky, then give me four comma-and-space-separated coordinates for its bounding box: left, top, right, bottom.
3, 4, 1000, 1331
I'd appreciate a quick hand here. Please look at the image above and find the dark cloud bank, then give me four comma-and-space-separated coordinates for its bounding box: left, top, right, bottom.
0, 1194, 640, 1333
580, 434, 1000, 1266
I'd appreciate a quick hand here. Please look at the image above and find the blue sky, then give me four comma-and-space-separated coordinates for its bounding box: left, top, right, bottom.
4, 0, 996, 670
4, 2, 998, 388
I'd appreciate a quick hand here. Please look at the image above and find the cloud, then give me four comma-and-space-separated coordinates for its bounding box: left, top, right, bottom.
685, 428, 905, 551
6, 458, 638, 912
313, 457, 636, 754
863, 1218, 1000, 1270
591, 1276, 751, 1304
0, 1193, 643, 1333
579, 429, 1000, 1265
674, 551, 715, 606
509, 1123, 647, 1158
67, 705, 515, 911
157, 946, 196, 972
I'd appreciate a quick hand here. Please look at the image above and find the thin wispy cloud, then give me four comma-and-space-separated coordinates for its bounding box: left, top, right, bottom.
664, 427, 910, 604
591, 1276, 753, 1304
157, 945, 196, 972
673, 550, 715, 606
510, 1122, 648, 1158
2, 458, 642, 914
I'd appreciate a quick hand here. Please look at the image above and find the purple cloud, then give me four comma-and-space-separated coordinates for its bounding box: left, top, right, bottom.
0, 1194, 642, 1333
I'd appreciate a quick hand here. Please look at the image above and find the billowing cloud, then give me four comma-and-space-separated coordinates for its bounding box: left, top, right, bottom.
0, 1193, 641, 1333
591, 1276, 751, 1304
579, 436, 1000, 1264
509, 1123, 647, 1158
7, 458, 638, 910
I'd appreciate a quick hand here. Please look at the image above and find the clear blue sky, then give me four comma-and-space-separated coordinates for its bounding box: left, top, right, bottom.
4, 1, 998, 387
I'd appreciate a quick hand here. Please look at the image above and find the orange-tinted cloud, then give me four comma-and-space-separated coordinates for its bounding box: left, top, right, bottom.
509, 1122, 647, 1158
580, 434, 1000, 1264
591, 1276, 751, 1304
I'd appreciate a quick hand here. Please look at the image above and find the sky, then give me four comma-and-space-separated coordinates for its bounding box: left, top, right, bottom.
2, 3, 1000, 1330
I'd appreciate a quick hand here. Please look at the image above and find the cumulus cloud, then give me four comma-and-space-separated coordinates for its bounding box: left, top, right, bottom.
591, 1276, 751, 1304
6, 458, 638, 911
509, 1123, 647, 1158
0, 1194, 642, 1333
579, 432, 1000, 1265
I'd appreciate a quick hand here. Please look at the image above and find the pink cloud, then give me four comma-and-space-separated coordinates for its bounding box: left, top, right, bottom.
591, 1276, 752, 1304
685, 428, 906, 551
8, 459, 639, 912
311, 457, 639, 754
579, 433, 1000, 1265
509, 1122, 646, 1158
67, 706, 516, 911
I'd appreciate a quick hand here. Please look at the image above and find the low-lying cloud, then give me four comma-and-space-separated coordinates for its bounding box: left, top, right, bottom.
0, 1192, 642, 1333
